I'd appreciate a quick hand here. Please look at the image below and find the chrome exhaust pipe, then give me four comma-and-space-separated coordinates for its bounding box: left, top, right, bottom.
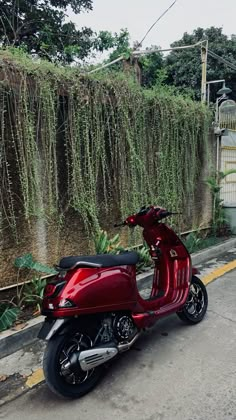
117, 332, 142, 353
79, 346, 118, 371
77, 332, 142, 371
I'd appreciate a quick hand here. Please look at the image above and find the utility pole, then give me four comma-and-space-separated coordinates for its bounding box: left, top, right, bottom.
201, 40, 208, 103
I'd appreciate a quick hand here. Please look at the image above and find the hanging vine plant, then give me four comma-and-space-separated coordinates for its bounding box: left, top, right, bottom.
0, 48, 211, 247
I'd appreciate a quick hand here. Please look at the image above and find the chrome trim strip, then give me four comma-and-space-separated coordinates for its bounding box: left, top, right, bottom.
70, 261, 102, 269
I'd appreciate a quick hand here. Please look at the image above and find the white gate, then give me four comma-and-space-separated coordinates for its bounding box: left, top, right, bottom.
220, 130, 236, 203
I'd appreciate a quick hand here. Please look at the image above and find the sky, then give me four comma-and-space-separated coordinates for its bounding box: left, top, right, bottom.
68, 0, 236, 51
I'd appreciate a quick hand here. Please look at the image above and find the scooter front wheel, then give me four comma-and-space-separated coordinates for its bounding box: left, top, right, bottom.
43, 332, 104, 399
176, 276, 208, 324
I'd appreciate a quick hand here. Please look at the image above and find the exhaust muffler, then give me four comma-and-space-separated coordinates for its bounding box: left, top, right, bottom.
79, 346, 118, 371
78, 332, 141, 371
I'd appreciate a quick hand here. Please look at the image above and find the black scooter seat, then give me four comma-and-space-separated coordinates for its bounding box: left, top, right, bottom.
57, 251, 140, 270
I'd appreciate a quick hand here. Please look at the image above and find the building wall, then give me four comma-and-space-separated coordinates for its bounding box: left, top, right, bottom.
0, 62, 213, 287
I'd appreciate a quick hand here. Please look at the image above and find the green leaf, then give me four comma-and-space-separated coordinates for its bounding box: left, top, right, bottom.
109, 234, 120, 245
94, 230, 124, 255
222, 169, 236, 179
14, 253, 34, 269
29, 261, 57, 274
14, 254, 57, 274
94, 230, 109, 254
0, 307, 20, 332
23, 278, 47, 307
123, 51, 131, 60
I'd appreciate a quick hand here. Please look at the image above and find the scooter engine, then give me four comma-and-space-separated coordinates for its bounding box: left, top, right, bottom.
98, 314, 137, 344
113, 314, 137, 341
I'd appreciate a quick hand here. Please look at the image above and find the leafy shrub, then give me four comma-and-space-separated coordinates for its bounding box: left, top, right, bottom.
13, 253, 56, 313
14, 254, 57, 274
93, 230, 152, 273
136, 244, 152, 274
206, 170, 236, 235
0, 304, 20, 332
94, 230, 125, 254
23, 277, 47, 311
183, 232, 202, 254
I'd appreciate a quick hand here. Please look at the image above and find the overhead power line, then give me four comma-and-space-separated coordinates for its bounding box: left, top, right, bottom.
88, 0, 178, 74
135, 0, 178, 50
133, 41, 203, 56
88, 56, 124, 74
208, 49, 236, 72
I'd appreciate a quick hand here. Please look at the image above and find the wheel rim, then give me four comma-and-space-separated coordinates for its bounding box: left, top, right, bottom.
59, 333, 94, 385
185, 283, 205, 318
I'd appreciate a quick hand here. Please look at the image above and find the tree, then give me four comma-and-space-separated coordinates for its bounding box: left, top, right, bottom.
90, 29, 132, 74
138, 47, 163, 87
0, 0, 126, 63
0, 0, 94, 62
165, 27, 236, 100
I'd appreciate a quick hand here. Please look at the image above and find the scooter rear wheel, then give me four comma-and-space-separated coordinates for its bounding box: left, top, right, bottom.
43, 332, 104, 399
176, 276, 208, 324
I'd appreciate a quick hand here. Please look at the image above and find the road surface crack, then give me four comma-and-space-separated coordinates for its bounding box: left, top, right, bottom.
208, 309, 236, 324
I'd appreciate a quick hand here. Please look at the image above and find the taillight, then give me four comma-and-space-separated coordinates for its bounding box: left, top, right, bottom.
44, 284, 56, 297
58, 298, 75, 308
44, 280, 66, 298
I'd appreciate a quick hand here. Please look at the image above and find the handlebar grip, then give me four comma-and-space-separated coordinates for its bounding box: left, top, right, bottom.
159, 211, 172, 218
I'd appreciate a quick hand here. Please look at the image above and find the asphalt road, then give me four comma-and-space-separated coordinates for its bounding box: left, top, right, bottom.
2, 271, 236, 420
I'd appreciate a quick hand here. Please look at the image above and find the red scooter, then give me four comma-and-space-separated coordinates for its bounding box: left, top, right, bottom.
38, 205, 208, 399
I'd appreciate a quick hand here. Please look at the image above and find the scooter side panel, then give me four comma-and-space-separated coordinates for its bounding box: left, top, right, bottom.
42, 265, 138, 316
132, 223, 191, 327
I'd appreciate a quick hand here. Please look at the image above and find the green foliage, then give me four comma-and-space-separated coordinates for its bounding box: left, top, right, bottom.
23, 278, 47, 310
183, 231, 202, 254
13, 253, 55, 310
165, 27, 236, 101
0, 252, 53, 331
0, 305, 20, 332
91, 29, 132, 73
138, 47, 163, 87
0, 48, 211, 243
183, 231, 223, 253
206, 169, 236, 234
94, 230, 152, 273
94, 230, 124, 254
107, 29, 131, 62
136, 244, 152, 273
99, 26, 236, 100
0, 0, 94, 63
0, 1, 130, 64
14, 254, 57, 275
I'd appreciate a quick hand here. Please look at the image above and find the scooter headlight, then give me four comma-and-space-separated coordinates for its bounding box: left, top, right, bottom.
58, 298, 75, 308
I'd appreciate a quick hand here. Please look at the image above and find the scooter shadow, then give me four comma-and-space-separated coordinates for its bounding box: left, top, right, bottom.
30, 314, 189, 407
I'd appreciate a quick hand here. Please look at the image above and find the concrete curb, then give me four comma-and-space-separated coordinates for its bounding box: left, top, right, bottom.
191, 236, 236, 265
1, 236, 236, 360
0, 316, 44, 359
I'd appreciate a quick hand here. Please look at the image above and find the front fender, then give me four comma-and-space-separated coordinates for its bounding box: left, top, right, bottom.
38, 318, 69, 341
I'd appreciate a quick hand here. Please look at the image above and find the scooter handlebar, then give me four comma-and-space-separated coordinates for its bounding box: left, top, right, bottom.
159, 211, 172, 218
158, 211, 181, 219
114, 210, 182, 227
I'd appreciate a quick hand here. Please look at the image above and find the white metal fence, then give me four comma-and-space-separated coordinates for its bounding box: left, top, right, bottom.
220, 130, 236, 203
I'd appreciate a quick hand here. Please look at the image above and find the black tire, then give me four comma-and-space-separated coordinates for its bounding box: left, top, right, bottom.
43, 332, 104, 399
176, 276, 208, 324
